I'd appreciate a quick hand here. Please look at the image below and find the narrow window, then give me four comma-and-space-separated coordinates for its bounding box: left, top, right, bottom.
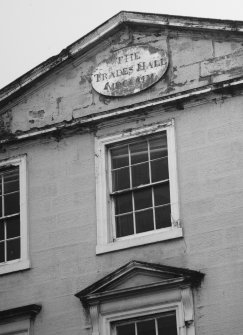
110, 132, 171, 239
0, 167, 20, 263
95, 120, 181, 254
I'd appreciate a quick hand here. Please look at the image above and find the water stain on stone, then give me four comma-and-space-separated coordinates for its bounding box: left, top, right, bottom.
29, 110, 45, 119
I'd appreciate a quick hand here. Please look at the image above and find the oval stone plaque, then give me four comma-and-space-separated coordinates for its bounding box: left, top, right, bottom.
91, 45, 169, 97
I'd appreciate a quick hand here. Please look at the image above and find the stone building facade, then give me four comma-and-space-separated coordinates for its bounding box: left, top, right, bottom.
0, 11, 243, 335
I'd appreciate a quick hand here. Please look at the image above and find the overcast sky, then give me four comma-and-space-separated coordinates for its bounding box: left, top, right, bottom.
0, 0, 243, 89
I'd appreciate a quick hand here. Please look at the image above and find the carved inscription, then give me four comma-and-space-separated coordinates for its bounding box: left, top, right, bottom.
91, 46, 169, 96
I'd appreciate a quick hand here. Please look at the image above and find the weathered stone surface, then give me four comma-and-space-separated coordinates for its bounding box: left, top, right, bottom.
201, 49, 243, 77
1, 25, 242, 134
170, 36, 214, 67
214, 40, 243, 58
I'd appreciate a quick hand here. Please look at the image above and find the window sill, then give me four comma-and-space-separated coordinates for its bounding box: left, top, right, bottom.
0, 259, 30, 276
96, 227, 183, 254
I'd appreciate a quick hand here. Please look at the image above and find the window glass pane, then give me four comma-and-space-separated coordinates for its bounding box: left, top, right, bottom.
130, 140, 148, 164
154, 183, 170, 206
7, 238, 20, 261
4, 192, 20, 216
116, 214, 134, 237
111, 146, 129, 169
132, 163, 149, 187
149, 135, 167, 160
117, 323, 135, 335
115, 193, 133, 215
0, 242, 4, 262
6, 216, 20, 239
157, 312, 177, 335
0, 221, 4, 241
112, 168, 130, 191
4, 168, 19, 194
137, 319, 156, 335
0, 177, 2, 195
135, 209, 154, 233
0, 197, 2, 218
151, 157, 169, 183
134, 188, 152, 210
155, 205, 171, 229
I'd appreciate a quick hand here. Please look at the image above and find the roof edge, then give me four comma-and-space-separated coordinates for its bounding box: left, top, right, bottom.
1, 11, 243, 107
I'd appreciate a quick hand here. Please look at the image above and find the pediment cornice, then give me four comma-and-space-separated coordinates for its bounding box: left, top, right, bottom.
75, 261, 204, 305
1, 11, 243, 108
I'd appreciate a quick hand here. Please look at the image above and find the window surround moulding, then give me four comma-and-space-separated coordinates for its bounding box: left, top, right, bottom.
0, 304, 41, 335
95, 119, 182, 254
0, 154, 30, 276
102, 303, 185, 335
75, 261, 204, 335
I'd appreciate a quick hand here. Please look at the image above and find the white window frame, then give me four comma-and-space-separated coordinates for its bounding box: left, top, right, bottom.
0, 319, 30, 335
0, 155, 30, 275
88, 285, 196, 335
103, 302, 184, 335
95, 119, 182, 254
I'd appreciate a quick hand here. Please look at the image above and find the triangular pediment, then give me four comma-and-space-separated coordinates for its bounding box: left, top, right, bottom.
2, 12, 243, 140
104, 269, 174, 291
2, 11, 243, 109
75, 261, 204, 304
